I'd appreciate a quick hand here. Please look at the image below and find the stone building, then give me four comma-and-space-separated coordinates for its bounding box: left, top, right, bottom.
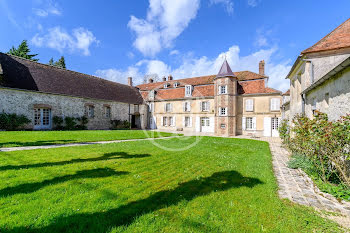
138, 60, 283, 137
286, 18, 350, 121
0, 53, 146, 130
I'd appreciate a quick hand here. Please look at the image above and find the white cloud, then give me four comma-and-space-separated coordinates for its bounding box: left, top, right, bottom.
128, 0, 200, 57
247, 0, 261, 7
96, 45, 291, 92
33, 1, 61, 17
170, 50, 179, 55
31, 27, 99, 56
209, 0, 234, 14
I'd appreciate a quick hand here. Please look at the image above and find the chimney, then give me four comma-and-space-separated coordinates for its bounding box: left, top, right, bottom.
162, 76, 166, 82
127, 77, 133, 86
168, 75, 173, 81
148, 78, 154, 83
259, 60, 265, 76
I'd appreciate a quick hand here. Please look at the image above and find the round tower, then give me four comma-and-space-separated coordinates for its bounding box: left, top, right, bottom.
214, 59, 238, 136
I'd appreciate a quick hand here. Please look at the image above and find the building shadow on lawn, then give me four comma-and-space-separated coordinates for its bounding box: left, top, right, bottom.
0, 140, 76, 148
0, 168, 129, 197
4, 170, 263, 233
0, 152, 151, 171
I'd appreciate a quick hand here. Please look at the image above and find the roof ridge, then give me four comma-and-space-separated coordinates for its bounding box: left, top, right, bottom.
2, 52, 135, 89
302, 18, 350, 54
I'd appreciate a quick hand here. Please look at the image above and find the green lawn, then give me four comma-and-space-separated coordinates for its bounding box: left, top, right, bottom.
0, 137, 340, 232
0, 130, 176, 148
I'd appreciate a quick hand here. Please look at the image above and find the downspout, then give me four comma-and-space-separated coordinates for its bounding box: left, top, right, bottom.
301, 93, 306, 115
128, 104, 131, 129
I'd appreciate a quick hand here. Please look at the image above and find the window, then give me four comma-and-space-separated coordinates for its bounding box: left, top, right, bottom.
163, 116, 168, 126
201, 117, 210, 127
245, 99, 254, 112
185, 85, 192, 97
149, 103, 154, 112
201, 101, 210, 112
165, 103, 172, 112
246, 117, 253, 130
169, 117, 175, 126
34, 108, 52, 129
219, 107, 227, 116
85, 105, 95, 118
219, 85, 227, 94
184, 117, 192, 127
174, 82, 179, 88
270, 98, 280, 111
104, 106, 111, 118
183, 101, 191, 112
134, 104, 139, 113
220, 124, 226, 129
149, 90, 155, 100
164, 83, 169, 88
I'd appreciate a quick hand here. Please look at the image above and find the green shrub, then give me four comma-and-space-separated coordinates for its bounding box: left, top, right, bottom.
75, 116, 89, 130
64, 117, 77, 130
281, 112, 350, 191
278, 119, 290, 145
53, 116, 64, 130
0, 112, 30, 131
111, 120, 131, 130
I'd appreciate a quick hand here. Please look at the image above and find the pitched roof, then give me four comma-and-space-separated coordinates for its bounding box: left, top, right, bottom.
283, 89, 290, 95
0, 53, 143, 104
238, 79, 281, 95
216, 59, 236, 78
137, 71, 266, 91
302, 18, 350, 54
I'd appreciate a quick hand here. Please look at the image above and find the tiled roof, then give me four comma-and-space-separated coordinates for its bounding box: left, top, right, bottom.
137, 71, 266, 91
283, 89, 290, 95
238, 79, 281, 95
302, 18, 350, 54
0, 53, 143, 104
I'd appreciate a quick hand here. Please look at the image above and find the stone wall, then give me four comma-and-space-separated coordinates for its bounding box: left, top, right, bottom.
0, 88, 146, 130
305, 66, 350, 121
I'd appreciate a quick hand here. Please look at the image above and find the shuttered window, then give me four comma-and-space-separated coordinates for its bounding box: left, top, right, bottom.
245, 99, 254, 112
270, 98, 280, 111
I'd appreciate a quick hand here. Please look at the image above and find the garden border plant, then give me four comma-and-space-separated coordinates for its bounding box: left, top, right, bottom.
0, 112, 30, 131
279, 112, 350, 201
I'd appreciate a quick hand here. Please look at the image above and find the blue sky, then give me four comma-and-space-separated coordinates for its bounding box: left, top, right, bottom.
0, 0, 349, 91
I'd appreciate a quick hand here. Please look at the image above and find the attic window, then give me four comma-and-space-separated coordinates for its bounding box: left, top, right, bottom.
185, 85, 193, 97
174, 82, 180, 88
164, 83, 170, 88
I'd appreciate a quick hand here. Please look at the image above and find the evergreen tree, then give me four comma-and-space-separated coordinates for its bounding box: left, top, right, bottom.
55, 56, 66, 69
8, 40, 39, 61
48, 58, 54, 66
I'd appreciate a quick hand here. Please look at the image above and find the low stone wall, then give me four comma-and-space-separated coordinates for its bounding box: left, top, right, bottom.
0, 88, 140, 130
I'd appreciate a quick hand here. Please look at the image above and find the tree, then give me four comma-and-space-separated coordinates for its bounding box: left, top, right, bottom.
55, 56, 66, 69
48, 58, 54, 66
8, 40, 39, 61
48, 56, 66, 69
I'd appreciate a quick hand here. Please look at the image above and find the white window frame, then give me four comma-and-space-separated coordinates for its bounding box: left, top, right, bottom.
174, 82, 179, 88
245, 99, 254, 112
184, 116, 192, 127
270, 98, 280, 111
219, 85, 227, 95
163, 116, 168, 126
246, 117, 253, 130
104, 106, 111, 118
85, 105, 95, 118
219, 107, 227, 116
201, 101, 210, 112
164, 83, 169, 88
183, 101, 191, 112
169, 116, 175, 127
165, 103, 172, 112
185, 85, 192, 97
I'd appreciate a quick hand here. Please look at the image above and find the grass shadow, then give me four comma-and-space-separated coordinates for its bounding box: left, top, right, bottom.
4, 170, 263, 233
0, 168, 129, 197
0, 140, 76, 148
0, 152, 151, 171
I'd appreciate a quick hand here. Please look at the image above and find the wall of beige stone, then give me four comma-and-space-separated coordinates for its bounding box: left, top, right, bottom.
0, 88, 146, 130
151, 98, 215, 132
305, 66, 350, 121
236, 94, 282, 136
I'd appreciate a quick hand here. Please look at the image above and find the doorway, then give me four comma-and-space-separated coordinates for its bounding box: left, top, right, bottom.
34, 108, 52, 130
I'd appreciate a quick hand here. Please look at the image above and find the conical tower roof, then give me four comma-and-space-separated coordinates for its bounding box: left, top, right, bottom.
216, 59, 236, 78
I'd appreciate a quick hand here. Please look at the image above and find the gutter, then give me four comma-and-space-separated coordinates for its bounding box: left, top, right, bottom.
301, 56, 350, 94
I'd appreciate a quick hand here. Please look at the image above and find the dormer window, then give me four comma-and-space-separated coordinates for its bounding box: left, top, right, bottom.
164, 83, 170, 88
149, 90, 155, 100
174, 82, 180, 88
185, 85, 192, 97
